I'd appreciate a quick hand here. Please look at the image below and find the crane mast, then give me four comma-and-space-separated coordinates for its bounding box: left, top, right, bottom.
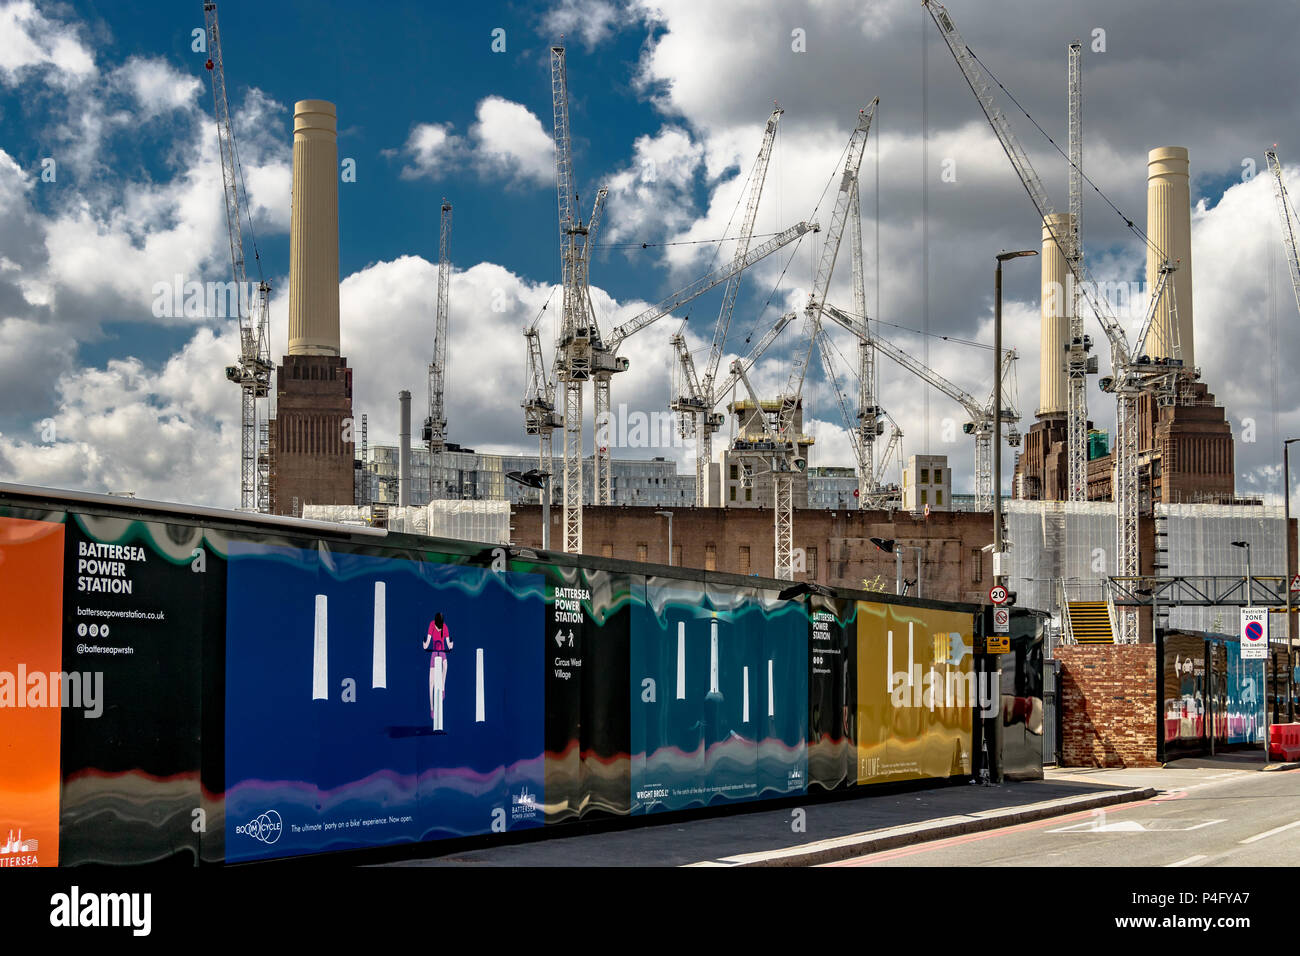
424, 202, 453, 478
848, 173, 878, 505
1064, 41, 1091, 502
206, 1, 272, 511
550, 44, 603, 553
677, 106, 784, 505
772, 98, 877, 580
1267, 149, 1300, 320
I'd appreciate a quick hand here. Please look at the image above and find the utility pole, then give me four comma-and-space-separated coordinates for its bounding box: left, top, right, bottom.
994, 250, 1038, 586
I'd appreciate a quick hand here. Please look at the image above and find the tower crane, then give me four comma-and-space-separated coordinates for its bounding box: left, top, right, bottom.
1266, 149, 1300, 320
769, 98, 878, 580
522, 290, 561, 482
548, 44, 811, 552
204, 1, 273, 512
668, 106, 784, 506
423, 201, 453, 496
1064, 40, 1093, 502
822, 303, 1019, 511
924, 0, 1190, 642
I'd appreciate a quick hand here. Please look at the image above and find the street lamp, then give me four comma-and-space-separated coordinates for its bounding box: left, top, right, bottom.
654, 510, 673, 565
993, 249, 1037, 587
1231, 540, 1252, 604
870, 536, 923, 598
506, 469, 551, 551
1285, 438, 1298, 721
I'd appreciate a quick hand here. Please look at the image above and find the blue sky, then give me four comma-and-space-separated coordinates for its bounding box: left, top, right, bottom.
1, 0, 1298, 509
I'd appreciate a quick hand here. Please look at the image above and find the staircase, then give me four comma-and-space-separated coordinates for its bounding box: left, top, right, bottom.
1067, 601, 1114, 644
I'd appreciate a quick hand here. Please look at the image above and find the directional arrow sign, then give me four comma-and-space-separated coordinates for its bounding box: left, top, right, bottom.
554, 630, 566, 648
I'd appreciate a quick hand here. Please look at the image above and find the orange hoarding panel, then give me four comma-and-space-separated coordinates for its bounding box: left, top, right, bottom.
0, 516, 65, 867
856, 601, 973, 785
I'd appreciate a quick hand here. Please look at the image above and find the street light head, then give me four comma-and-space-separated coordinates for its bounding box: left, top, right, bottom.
996, 249, 1038, 261
870, 536, 897, 554
1231, 540, 1250, 550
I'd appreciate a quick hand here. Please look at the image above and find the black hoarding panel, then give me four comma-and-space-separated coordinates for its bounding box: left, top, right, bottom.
59, 513, 215, 866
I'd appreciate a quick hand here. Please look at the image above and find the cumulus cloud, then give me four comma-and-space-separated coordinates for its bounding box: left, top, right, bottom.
0, 0, 95, 87
394, 122, 466, 180
395, 97, 554, 186
541, 0, 631, 48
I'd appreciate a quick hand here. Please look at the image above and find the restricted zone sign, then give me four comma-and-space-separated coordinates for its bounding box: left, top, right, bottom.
1240, 607, 1268, 660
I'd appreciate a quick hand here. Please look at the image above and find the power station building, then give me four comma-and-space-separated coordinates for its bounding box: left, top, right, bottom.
1015, 146, 1237, 506
268, 100, 355, 515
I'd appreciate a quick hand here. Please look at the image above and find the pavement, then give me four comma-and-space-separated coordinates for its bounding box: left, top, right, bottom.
383, 752, 1296, 868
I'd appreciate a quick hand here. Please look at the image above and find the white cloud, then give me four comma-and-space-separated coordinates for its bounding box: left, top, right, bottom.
541, 0, 629, 48
0, 0, 95, 87
395, 98, 553, 186
115, 56, 201, 118
602, 126, 704, 246
395, 122, 466, 180
469, 96, 555, 185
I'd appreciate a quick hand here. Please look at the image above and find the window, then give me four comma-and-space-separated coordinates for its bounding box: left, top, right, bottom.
971, 549, 983, 584
704, 544, 717, 571
730, 486, 737, 502
921, 490, 928, 505
637, 543, 648, 562
672, 544, 682, 566
936, 490, 943, 506
745, 487, 752, 502
739, 546, 751, 575
920, 467, 929, 484
730, 465, 738, 480
602, 542, 613, 558
806, 547, 818, 577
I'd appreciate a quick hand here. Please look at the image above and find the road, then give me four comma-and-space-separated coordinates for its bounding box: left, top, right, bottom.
827, 767, 1300, 867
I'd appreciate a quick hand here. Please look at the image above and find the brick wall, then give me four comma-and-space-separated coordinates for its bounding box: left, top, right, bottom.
512, 504, 995, 605
1056, 644, 1158, 768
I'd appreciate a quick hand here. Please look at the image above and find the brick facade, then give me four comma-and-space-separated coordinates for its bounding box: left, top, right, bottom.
513, 504, 996, 605
269, 353, 355, 515
1056, 644, 1159, 767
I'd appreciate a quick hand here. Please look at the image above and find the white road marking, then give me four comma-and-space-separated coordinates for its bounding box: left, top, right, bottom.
1166, 855, 1207, 868
1239, 819, 1300, 845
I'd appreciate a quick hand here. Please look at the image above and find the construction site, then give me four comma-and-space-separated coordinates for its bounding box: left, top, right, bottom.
201, 0, 1298, 695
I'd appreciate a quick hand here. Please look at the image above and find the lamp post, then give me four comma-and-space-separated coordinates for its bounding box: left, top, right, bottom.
993, 250, 1037, 588
1285, 438, 1298, 721
506, 469, 551, 551
1232, 540, 1266, 753
870, 536, 922, 597
654, 510, 674, 565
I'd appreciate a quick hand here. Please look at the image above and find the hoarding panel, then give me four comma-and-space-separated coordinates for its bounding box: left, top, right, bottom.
808, 596, 858, 792
224, 543, 545, 861
542, 567, 632, 823
0, 516, 65, 868
856, 601, 973, 784
630, 579, 807, 814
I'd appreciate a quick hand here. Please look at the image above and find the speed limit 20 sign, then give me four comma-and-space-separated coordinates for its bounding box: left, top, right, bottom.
989, 585, 1009, 605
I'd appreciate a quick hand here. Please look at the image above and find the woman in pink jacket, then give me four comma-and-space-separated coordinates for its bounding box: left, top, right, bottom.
423, 612, 453, 733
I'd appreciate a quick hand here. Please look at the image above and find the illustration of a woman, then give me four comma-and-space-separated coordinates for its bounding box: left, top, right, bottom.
423, 612, 453, 733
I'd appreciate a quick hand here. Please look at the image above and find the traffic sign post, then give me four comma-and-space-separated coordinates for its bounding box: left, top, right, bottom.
1241, 607, 1268, 660
1241, 607, 1270, 756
